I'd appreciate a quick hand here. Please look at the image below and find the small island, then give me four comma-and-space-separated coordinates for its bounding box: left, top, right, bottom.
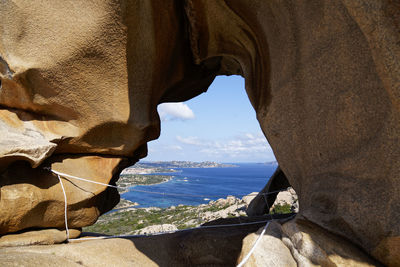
117, 174, 173, 194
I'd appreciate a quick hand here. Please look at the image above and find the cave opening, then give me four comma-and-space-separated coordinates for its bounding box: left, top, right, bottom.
84, 75, 297, 235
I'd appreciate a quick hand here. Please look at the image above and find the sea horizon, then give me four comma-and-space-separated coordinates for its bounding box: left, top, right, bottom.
138, 160, 278, 164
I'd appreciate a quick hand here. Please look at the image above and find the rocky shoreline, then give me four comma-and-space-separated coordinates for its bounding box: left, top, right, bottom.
117, 174, 174, 194
88, 163, 299, 236
84, 188, 298, 235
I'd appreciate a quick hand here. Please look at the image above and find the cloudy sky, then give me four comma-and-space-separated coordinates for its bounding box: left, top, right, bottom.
144, 75, 276, 163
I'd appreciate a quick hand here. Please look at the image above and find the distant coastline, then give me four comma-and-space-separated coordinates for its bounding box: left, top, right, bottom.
117, 162, 278, 208
97, 162, 281, 234
120, 161, 240, 176
118, 161, 277, 195
117, 161, 242, 204
117, 174, 174, 194
137, 160, 239, 169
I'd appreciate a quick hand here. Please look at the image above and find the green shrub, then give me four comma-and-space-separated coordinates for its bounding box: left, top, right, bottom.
271, 204, 292, 214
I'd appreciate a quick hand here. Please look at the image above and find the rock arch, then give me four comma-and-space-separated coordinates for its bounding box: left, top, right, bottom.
0, 0, 399, 265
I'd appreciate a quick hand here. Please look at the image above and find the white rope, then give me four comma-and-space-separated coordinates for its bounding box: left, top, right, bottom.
56, 174, 70, 241
51, 169, 121, 189
236, 221, 270, 267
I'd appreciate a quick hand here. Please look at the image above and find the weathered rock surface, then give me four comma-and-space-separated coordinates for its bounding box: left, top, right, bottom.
0, 0, 217, 235
238, 221, 297, 267
0, 0, 399, 265
0, 155, 123, 235
184, 1, 400, 265
0, 221, 268, 267
239, 217, 381, 267
281, 217, 381, 267
0, 217, 381, 267
0, 228, 81, 247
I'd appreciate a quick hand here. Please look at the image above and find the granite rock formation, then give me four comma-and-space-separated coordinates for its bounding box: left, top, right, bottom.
0, 220, 271, 266
184, 1, 399, 265
0, 155, 123, 234
0, 0, 216, 236
0, 0, 399, 266
239, 218, 381, 267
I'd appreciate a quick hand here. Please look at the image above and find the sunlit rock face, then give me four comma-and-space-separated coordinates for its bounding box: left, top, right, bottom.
0, 0, 399, 266
0, 1, 218, 236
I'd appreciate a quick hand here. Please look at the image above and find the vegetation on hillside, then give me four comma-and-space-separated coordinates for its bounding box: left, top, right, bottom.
84, 204, 230, 235
117, 174, 172, 193
83, 197, 295, 236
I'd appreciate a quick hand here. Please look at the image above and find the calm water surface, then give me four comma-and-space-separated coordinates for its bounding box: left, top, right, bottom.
122, 163, 277, 208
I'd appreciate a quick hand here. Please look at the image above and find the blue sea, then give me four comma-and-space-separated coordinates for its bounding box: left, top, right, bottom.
122, 163, 278, 208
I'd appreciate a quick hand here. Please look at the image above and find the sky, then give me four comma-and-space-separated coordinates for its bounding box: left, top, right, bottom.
144, 75, 276, 163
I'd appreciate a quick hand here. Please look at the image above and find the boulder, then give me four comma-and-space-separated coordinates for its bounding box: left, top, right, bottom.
271, 187, 299, 213
0, 155, 123, 235
281, 217, 380, 267
238, 217, 380, 267
237, 221, 297, 267
214, 195, 240, 207
0, 221, 268, 266
242, 192, 258, 206
136, 224, 178, 235
0, 229, 81, 247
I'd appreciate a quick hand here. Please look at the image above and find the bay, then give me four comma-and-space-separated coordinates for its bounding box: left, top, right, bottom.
122, 163, 278, 208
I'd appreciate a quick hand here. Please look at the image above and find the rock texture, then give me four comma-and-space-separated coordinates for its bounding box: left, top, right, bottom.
185, 1, 399, 265
0, 0, 217, 235
281, 217, 382, 267
0, 217, 380, 267
239, 217, 380, 267
0, 155, 123, 235
238, 221, 297, 267
0, 221, 268, 267
0, 229, 81, 247
0, 0, 399, 265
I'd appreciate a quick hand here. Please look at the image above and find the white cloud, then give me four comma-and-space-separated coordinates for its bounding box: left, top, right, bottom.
169, 145, 183, 151
175, 132, 275, 161
158, 103, 195, 121
176, 136, 202, 146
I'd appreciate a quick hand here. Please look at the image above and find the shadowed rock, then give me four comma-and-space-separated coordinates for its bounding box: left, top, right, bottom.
246, 166, 291, 216
0, 219, 273, 266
